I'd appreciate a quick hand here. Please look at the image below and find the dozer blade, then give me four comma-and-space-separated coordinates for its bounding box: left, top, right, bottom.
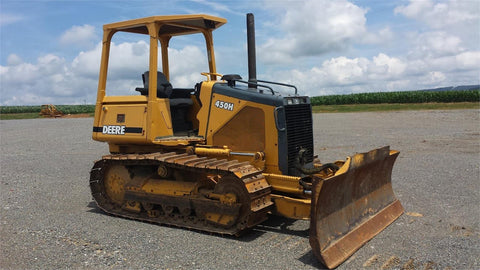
309, 146, 403, 269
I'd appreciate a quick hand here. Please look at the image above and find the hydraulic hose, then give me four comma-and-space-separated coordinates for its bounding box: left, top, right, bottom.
296, 163, 340, 175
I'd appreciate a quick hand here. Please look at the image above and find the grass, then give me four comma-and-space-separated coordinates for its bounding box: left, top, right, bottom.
312, 102, 480, 113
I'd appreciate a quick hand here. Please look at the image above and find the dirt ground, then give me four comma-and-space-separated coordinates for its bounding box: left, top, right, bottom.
1, 109, 479, 269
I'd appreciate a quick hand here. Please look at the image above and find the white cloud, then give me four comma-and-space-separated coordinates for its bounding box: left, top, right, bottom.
72, 40, 149, 96
0, 39, 208, 105
104, 41, 149, 83
60, 24, 97, 47
261, 53, 409, 95
391, 0, 479, 88
7, 54, 23, 66
394, 0, 432, 19
321, 56, 369, 85
411, 31, 463, 58
0, 54, 78, 105
455, 51, 480, 70
71, 43, 103, 78
425, 71, 446, 85
402, 49, 480, 78
259, 0, 369, 64
253, 0, 479, 95
169, 46, 208, 87
362, 27, 394, 44
260, 50, 475, 96
372, 53, 407, 77
394, 0, 480, 29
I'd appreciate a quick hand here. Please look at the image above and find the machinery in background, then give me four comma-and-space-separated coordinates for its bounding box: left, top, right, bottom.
39, 104, 64, 118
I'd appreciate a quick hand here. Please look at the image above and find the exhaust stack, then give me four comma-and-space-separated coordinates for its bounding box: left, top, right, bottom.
246, 13, 257, 89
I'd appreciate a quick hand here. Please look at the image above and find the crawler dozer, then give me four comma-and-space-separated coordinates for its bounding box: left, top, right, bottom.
90, 13, 403, 268
39, 104, 64, 117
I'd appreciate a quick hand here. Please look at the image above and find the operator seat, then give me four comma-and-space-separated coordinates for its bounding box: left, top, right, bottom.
135, 71, 173, 98
135, 71, 194, 134
135, 71, 193, 105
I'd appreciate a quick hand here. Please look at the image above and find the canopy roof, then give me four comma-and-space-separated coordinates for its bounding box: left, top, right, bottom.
103, 14, 227, 37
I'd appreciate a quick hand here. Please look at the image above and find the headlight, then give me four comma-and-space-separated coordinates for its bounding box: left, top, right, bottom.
285, 97, 307, 105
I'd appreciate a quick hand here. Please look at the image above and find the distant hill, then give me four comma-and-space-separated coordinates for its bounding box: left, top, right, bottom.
421, 85, 479, 92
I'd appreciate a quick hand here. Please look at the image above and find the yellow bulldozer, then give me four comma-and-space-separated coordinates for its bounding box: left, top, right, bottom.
39, 104, 64, 117
90, 13, 403, 268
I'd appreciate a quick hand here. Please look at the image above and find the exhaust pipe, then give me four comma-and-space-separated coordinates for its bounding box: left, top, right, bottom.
246, 13, 257, 89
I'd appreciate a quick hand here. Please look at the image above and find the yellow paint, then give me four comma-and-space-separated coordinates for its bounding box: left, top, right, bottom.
104, 165, 129, 205
197, 91, 281, 174
204, 212, 236, 226
195, 147, 231, 156
142, 179, 195, 197
103, 96, 147, 103
271, 194, 311, 220
95, 100, 147, 144
263, 173, 304, 195
244, 177, 271, 194
196, 81, 216, 136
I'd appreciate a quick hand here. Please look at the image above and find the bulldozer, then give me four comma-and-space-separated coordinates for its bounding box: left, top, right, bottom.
90, 13, 403, 269
39, 104, 64, 117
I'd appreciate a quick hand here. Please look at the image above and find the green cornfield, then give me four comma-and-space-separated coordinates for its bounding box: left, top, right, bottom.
55, 105, 96, 114
0, 105, 96, 114
310, 90, 480, 105
1, 89, 479, 115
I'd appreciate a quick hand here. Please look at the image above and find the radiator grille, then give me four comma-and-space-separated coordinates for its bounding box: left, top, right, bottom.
284, 104, 314, 172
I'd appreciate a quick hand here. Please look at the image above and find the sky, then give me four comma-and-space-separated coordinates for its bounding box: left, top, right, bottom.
0, 0, 479, 105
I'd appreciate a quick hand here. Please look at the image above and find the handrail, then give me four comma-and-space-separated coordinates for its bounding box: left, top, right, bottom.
256, 79, 297, 95
201, 72, 223, 81
235, 80, 275, 95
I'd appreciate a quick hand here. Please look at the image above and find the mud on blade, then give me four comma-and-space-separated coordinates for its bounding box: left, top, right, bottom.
309, 146, 403, 269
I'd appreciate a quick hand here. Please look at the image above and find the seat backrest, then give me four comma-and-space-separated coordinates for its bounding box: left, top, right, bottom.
142, 71, 173, 98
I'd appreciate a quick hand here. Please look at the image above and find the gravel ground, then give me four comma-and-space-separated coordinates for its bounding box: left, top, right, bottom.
1, 109, 479, 269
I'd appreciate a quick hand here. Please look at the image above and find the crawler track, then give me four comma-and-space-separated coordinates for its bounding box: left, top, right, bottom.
90, 152, 273, 235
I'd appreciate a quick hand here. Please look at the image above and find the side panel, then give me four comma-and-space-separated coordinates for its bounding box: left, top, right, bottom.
92, 96, 174, 145
196, 81, 216, 138
205, 92, 282, 174
93, 99, 148, 144
213, 106, 265, 152
146, 98, 174, 141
